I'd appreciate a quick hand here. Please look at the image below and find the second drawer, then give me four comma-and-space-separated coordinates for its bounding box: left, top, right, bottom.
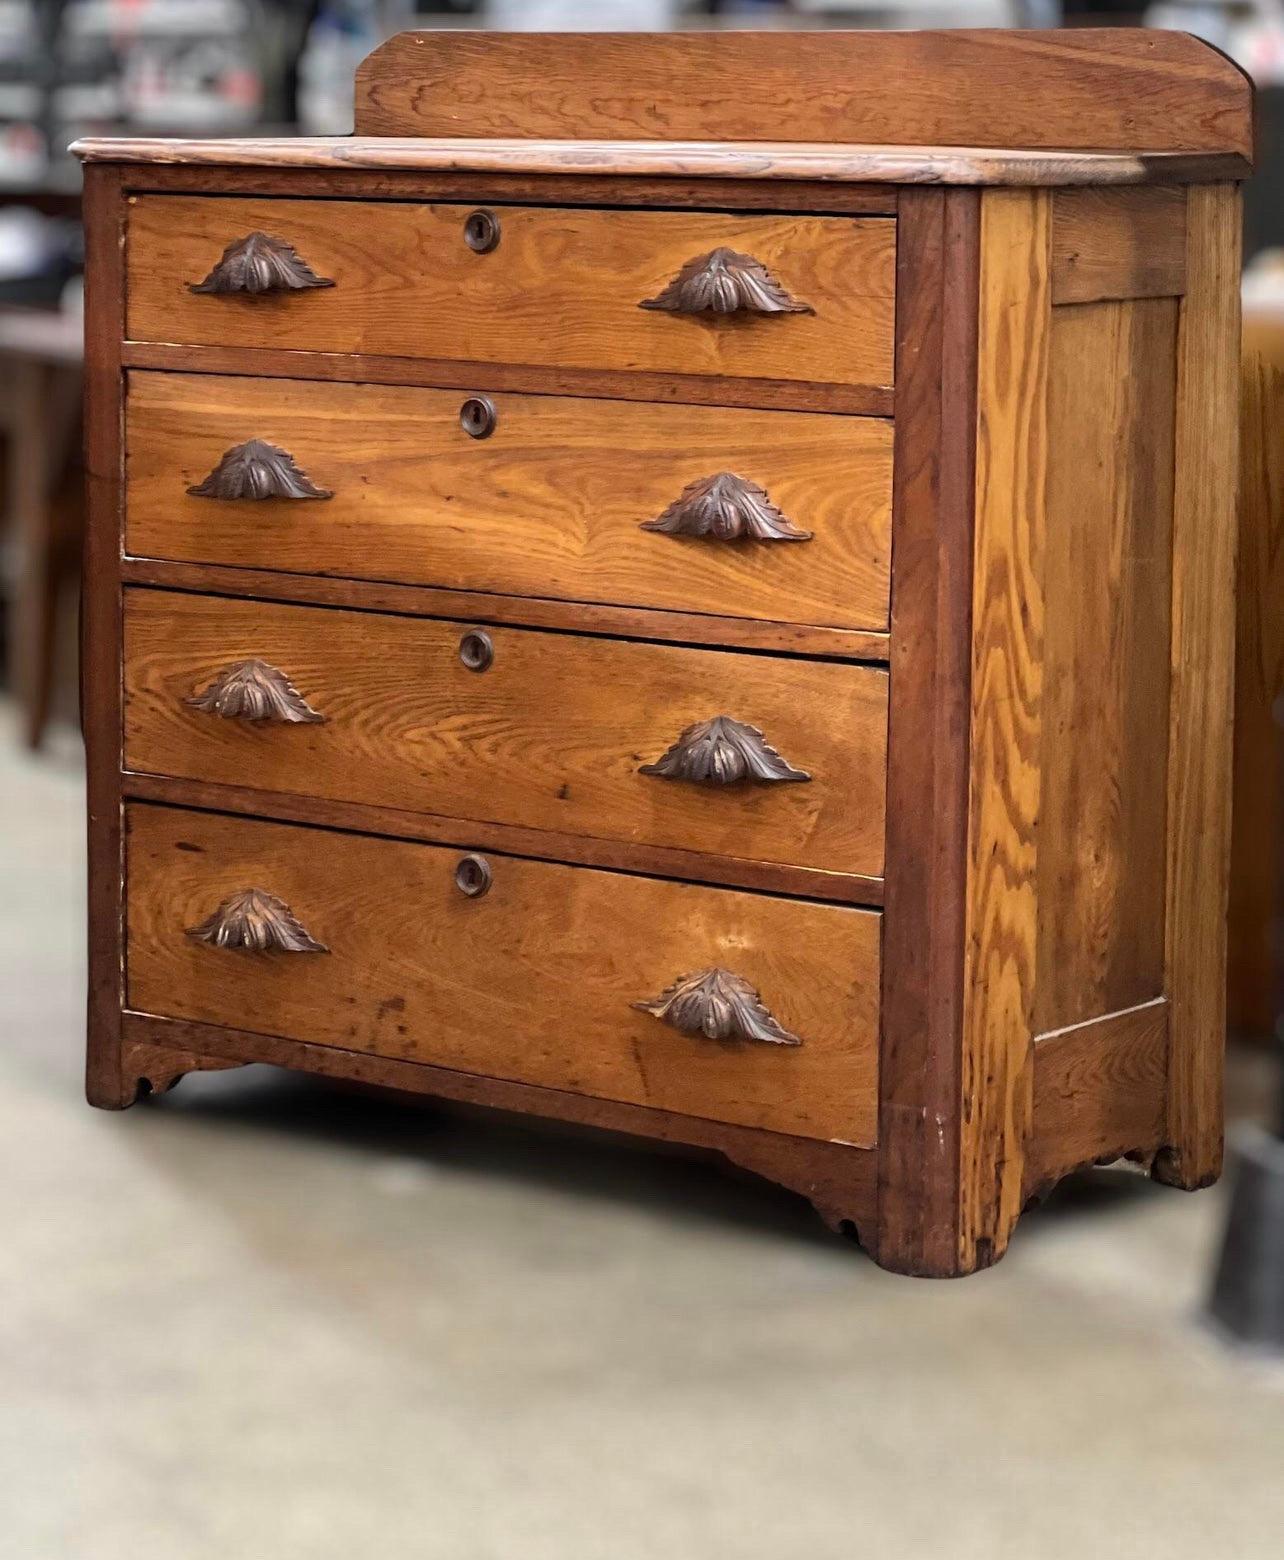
123, 590, 888, 881
126, 370, 892, 634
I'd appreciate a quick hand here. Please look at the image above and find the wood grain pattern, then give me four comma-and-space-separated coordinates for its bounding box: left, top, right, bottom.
1035, 298, 1177, 1032
876, 187, 978, 1277
121, 772, 885, 909
126, 371, 892, 634
125, 196, 895, 392
121, 340, 893, 420
1051, 186, 1187, 305
1025, 998, 1169, 1195
352, 30, 1253, 159
118, 1009, 880, 1238
1229, 311, 1284, 1038
73, 135, 1250, 188
123, 590, 889, 880
82, 165, 127, 1111
118, 558, 891, 664
957, 188, 1050, 1271
125, 804, 882, 1145
1155, 185, 1241, 1190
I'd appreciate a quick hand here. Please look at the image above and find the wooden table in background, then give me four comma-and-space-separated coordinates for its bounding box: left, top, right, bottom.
0, 306, 84, 749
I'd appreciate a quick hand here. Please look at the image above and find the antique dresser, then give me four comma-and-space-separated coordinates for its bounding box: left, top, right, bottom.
75, 29, 1251, 1275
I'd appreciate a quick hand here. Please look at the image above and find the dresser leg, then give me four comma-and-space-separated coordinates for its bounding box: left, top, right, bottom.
89, 1037, 244, 1108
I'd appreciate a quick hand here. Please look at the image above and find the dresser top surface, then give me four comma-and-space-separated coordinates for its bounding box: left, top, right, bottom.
69, 135, 1248, 189
73, 27, 1253, 186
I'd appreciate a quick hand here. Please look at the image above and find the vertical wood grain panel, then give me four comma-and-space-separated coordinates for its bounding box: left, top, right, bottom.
83, 166, 128, 1108
1036, 298, 1177, 1032
1155, 184, 1241, 1189
877, 187, 978, 1276
958, 188, 1050, 1269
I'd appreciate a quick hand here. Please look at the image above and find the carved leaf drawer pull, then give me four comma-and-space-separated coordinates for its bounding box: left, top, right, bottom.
639, 715, 811, 786
186, 659, 325, 724
187, 888, 329, 954
187, 440, 333, 502
189, 232, 335, 295
640, 248, 813, 316
641, 472, 813, 543
633, 967, 801, 1047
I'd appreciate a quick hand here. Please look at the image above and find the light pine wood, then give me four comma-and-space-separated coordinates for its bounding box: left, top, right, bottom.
1229, 312, 1284, 1038
120, 556, 891, 663
1155, 185, 1241, 1190
73, 135, 1249, 188
1026, 998, 1169, 1194
121, 339, 892, 419
1050, 186, 1187, 304
126, 371, 892, 634
125, 804, 882, 1145
123, 590, 889, 881
1035, 298, 1177, 1033
121, 769, 886, 908
125, 196, 896, 392
957, 189, 1050, 1270
352, 30, 1253, 159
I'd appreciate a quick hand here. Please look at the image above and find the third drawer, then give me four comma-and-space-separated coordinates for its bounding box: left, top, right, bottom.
123, 589, 888, 883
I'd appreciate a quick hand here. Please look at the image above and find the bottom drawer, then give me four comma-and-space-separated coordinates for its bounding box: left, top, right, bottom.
125, 805, 881, 1145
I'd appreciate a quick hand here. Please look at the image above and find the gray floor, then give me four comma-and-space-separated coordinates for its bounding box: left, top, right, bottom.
2, 704, 1283, 1560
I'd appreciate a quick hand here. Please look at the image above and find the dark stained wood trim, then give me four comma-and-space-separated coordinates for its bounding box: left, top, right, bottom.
119, 558, 892, 664
74, 134, 1251, 187
118, 1010, 880, 1241
119, 772, 886, 909
875, 187, 979, 1277
110, 159, 900, 214
1024, 997, 1169, 1196
119, 341, 894, 419
83, 165, 127, 1110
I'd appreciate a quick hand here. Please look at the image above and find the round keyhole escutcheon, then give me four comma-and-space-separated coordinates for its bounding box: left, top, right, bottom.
455, 854, 493, 899
464, 209, 501, 254
460, 396, 497, 439
459, 629, 494, 672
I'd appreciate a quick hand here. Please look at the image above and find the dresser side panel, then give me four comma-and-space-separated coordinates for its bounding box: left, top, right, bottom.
1034, 296, 1178, 1035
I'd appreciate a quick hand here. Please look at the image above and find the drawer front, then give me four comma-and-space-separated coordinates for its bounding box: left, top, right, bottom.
126, 805, 881, 1144
126, 372, 893, 634
123, 591, 887, 879
125, 196, 896, 391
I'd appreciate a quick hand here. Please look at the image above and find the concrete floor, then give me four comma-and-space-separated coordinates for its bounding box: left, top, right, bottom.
2, 705, 1283, 1560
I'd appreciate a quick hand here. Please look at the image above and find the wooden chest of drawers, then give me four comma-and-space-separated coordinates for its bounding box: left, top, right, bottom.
75, 28, 1251, 1275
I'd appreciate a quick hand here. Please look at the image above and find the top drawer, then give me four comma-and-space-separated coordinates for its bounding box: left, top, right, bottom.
125, 197, 896, 393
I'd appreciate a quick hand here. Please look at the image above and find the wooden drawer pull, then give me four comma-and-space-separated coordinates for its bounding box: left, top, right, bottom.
633, 967, 801, 1047
188, 232, 335, 295
187, 439, 333, 502
640, 248, 813, 316
186, 659, 325, 724
640, 715, 810, 786
641, 472, 812, 542
187, 888, 329, 954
